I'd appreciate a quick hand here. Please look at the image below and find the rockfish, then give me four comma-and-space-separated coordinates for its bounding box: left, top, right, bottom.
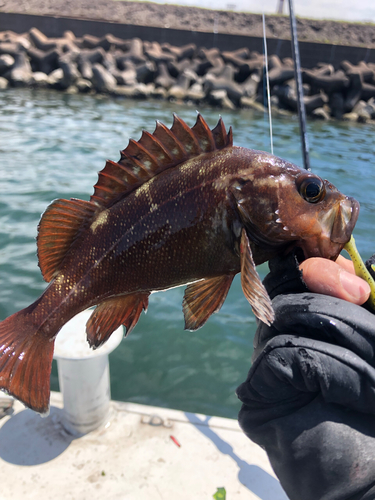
0, 114, 359, 413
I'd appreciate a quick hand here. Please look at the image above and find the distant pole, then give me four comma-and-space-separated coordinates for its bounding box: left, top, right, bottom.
277, 0, 285, 14
288, 0, 311, 170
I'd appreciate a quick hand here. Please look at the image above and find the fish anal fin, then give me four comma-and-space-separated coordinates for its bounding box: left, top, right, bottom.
86, 292, 150, 349
90, 114, 233, 208
0, 310, 54, 414
240, 228, 275, 326
183, 275, 234, 331
37, 198, 98, 282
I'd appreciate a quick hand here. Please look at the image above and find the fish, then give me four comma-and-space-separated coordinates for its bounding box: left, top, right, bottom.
0, 113, 359, 414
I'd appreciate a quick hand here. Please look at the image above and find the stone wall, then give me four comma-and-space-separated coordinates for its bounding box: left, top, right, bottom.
1, 21, 375, 123
1, 12, 375, 70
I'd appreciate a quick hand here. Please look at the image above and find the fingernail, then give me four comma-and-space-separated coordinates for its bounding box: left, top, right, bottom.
340, 271, 371, 303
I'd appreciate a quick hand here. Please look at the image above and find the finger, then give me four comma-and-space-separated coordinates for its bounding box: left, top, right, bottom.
336, 254, 355, 274
300, 257, 370, 305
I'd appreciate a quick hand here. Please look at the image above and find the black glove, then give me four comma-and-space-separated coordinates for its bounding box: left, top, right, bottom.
237, 251, 375, 500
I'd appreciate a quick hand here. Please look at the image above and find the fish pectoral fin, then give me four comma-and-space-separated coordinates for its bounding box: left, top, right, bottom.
240, 228, 275, 326
182, 275, 235, 331
86, 292, 150, 349
37, 198, 98, 282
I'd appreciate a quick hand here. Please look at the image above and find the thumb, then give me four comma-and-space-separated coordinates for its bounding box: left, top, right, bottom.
300, 257, 370, 305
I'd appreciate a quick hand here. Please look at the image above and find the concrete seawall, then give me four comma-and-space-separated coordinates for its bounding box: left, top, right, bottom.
1, 12, 375, 123
1, 11, 375, 70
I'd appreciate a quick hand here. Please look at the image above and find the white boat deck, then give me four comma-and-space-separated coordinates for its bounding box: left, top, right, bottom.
0, 391, 288, 500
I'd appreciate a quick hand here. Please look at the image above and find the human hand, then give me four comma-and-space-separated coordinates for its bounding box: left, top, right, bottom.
300, 255, 370, 305
237, 250, 375, 500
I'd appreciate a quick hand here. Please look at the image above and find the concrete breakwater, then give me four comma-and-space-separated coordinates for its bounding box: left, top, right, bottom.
1, 27, 375, 124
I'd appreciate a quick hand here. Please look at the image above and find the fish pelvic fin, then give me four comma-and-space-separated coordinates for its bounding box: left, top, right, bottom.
0, 309, 54, 414
183, 275, 235, 331
86, 292, 150, 349
37, 198, 98, 282
240, 228, 275, 326
90, 114, 233, 208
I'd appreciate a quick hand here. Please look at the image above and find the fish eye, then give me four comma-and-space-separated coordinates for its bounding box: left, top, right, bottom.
297, 175, 326, 203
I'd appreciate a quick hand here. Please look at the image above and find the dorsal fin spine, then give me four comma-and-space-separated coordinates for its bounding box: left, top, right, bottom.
120, 150, 152, 179
171, 114, 202, 154
154, 121, 188, 158
96, 184, 115, 194
99, 171, 128, 186
110, 159, 138, 176
125, 139, 157, 173
139, 130, 174, 164
112, 160, 141, 182
228, 127, 233, 145
192, 114, 216, 151
127, 138, 161, 169
211, 117, 232, 149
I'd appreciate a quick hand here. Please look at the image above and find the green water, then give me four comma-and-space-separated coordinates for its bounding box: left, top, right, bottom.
0, 88, 374, 418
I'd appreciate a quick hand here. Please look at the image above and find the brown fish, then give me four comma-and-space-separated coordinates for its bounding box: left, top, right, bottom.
0, 114, 359, 413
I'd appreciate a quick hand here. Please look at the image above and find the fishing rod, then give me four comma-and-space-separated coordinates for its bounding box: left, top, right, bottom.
288, 0, 311, 170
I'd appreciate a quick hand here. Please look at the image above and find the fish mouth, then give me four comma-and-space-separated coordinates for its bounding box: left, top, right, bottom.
299, 196, 360, 261
330, 196, 360, 244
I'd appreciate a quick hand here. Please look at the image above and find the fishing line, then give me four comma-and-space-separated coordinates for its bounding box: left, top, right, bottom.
262, 12, 274, 155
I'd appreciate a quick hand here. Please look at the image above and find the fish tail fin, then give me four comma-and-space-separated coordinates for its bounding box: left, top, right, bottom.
0, 309, 54, 414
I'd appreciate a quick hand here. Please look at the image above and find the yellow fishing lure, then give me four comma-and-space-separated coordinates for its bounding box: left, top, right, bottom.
344, 235, 375, 311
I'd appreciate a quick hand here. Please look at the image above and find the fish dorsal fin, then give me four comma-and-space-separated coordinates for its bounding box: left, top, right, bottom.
37, 198, 98, 282
90, 113, 233, 207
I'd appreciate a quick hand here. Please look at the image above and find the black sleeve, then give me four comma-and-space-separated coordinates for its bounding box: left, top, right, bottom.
237, 252, 375, 500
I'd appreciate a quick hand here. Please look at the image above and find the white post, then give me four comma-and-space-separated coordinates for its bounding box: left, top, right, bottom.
53, 309, 123, 436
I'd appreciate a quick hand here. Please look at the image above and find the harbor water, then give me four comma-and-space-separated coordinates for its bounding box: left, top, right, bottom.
0, 88, 374, 419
